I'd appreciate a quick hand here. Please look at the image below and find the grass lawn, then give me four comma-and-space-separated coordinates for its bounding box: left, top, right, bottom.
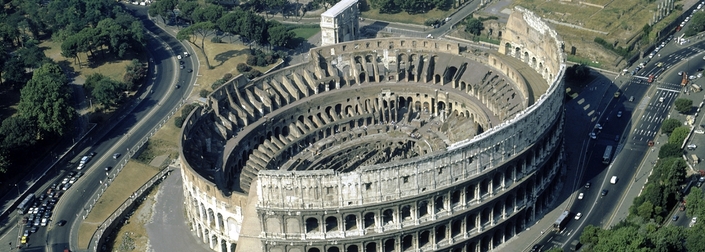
188, 39, 279, 95
361, 8, 453, 25
42, 40, 146, 83
134, 114, 181, 164
288, 26, 321, 47
77, 162, 160, 248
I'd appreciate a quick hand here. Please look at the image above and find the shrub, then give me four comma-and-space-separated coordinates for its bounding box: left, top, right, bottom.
265, 55, 276, 64
211, 79, 227, 90
182, 103, 198, 117
199, 89, 209, 98
174, 116, 184, 128
256, 57, 267, 67
222, 73, 233, 81
246, 55, 257, 66
210, 37, 223, 43
237, 63, 250, 73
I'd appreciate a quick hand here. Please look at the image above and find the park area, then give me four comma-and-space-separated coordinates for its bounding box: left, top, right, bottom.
510, 0, 680, 68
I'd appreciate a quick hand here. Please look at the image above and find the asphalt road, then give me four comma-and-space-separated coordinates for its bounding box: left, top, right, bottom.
5, 4, 197, 252
528, 30, 705, 252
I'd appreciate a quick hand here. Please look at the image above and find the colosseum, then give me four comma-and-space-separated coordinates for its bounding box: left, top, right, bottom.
179, 6, 566, 252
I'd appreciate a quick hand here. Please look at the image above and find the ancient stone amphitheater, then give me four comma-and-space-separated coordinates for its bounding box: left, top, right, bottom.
179, 7, 566, 252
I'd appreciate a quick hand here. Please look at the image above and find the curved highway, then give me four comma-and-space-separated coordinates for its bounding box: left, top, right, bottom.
33, 5, 195, 252
530, 35, 705, 251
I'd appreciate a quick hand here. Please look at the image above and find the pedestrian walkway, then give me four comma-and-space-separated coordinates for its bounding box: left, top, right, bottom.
145, 168, 211, 252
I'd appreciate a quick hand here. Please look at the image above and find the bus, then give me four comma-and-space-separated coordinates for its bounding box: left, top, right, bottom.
17, 194, 34, 214
603, 145, 613, 164
553, 210, 570, 231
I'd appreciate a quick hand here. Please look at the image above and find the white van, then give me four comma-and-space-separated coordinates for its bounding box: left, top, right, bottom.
610, 176, 618, 184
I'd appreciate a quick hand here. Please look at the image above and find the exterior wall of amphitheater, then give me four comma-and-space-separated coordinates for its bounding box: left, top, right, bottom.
179, 7, 566, 252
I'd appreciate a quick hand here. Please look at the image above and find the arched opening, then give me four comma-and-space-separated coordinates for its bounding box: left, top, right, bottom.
382, 209, 394, 225
366, 242, 377, 252
345, 214, 357, 230
384, 238, 395, 252
401, 205, 412, 221
326, 216, 339, 232
402, 235, 413, 251
364, 212, 376, 228
346, 245, 359, 252
306, 217, 320, 233
309, 248, 321, 252
328, 247, 340, 252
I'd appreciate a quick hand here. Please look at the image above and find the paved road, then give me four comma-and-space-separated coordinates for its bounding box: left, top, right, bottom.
146, 168, 211, 252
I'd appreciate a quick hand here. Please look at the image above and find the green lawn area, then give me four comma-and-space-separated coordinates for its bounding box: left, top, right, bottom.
291, 27, 321, 39
361, 8, 453, 25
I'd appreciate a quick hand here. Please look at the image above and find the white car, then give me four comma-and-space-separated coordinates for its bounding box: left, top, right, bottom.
575, 212, 582, 220
578, 193, 584, 200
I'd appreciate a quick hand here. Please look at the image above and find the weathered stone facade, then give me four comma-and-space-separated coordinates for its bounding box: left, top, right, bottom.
180, 7, 565, 252
320, 0, 359, 46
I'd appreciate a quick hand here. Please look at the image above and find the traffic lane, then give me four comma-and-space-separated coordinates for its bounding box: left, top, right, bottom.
47, 16, 185, 251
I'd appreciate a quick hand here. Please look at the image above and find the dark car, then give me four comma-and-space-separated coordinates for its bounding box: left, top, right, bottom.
187, 69, 193, 73
113, 153, 121, 159
531, 244, 543, 252
673, 215, 679, 221
105, 166, 112, 172
57, 220, 67, 226
585, 182, 591, 189
601, 190, 608, 196
68, 171, 76, 177
89, 152, 97, 157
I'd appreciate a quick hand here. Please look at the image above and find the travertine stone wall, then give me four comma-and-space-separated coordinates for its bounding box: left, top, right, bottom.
180, 6, 565, 252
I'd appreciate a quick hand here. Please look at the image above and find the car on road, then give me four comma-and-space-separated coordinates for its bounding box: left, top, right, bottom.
179, 60, 184, 65
601, 189, 608, 196
75, 172, 84, 178
23, 229, 30, 237
613, 91, 620, 98
113, 153, 121, 159
617, 111, 622, 118
61, 177, 69, 184
57, 220, 67, 227
615, 135, 620, 142
656, 62, 663, 67
175, 85, 181, 89
179, 65, 185, 69
611, 176, 618, 184
40, 217, 47, 226
177, 54, 182, 59
30, 226, 37, 233
673, 215, 679, 221
589, 132, 597, 139
61, 183, 71, 191
105, 166, 112, 172
679, 71, 684, 76
187, 69, 193, 73
595, 123, 603, 130
530, 244, 543, 252
629, 96, 634, 102
20, 235, 27, 244
69, 177, 77, 184
688, 144, 697, 150
578, 193, 584, 200
585, 182, 591, 189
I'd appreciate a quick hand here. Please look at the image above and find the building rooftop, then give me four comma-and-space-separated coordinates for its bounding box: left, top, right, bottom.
321, 0, 358, 17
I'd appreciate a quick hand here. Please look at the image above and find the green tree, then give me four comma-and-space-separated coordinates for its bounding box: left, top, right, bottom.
580, 225, 603, 245
17, 62, 75, 137
684, 12, 705, 37
0, 117, 37, 155
649, 225, 684, 252
674, 98, 693, 114
148, 0, 178, 24
177, 22, 216, 69
686, 224, 705, 252
661, 119, 681, 135
178, 1, 201, 24
84, 73, 124, 107
267, 21, 295, 48
658, 143, 682, 158
685, 189, 704, 218
668, 126, 690, 145
124, 59, 147, 91
565, 63, 591, 81
465, 17, 484, 36
192, 4, 225, 23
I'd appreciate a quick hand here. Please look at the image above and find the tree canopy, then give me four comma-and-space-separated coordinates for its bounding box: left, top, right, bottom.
465, 17, 485, 36
661, 119, 681, 135
17, 62, 76, 137
674, 98, 693, 114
